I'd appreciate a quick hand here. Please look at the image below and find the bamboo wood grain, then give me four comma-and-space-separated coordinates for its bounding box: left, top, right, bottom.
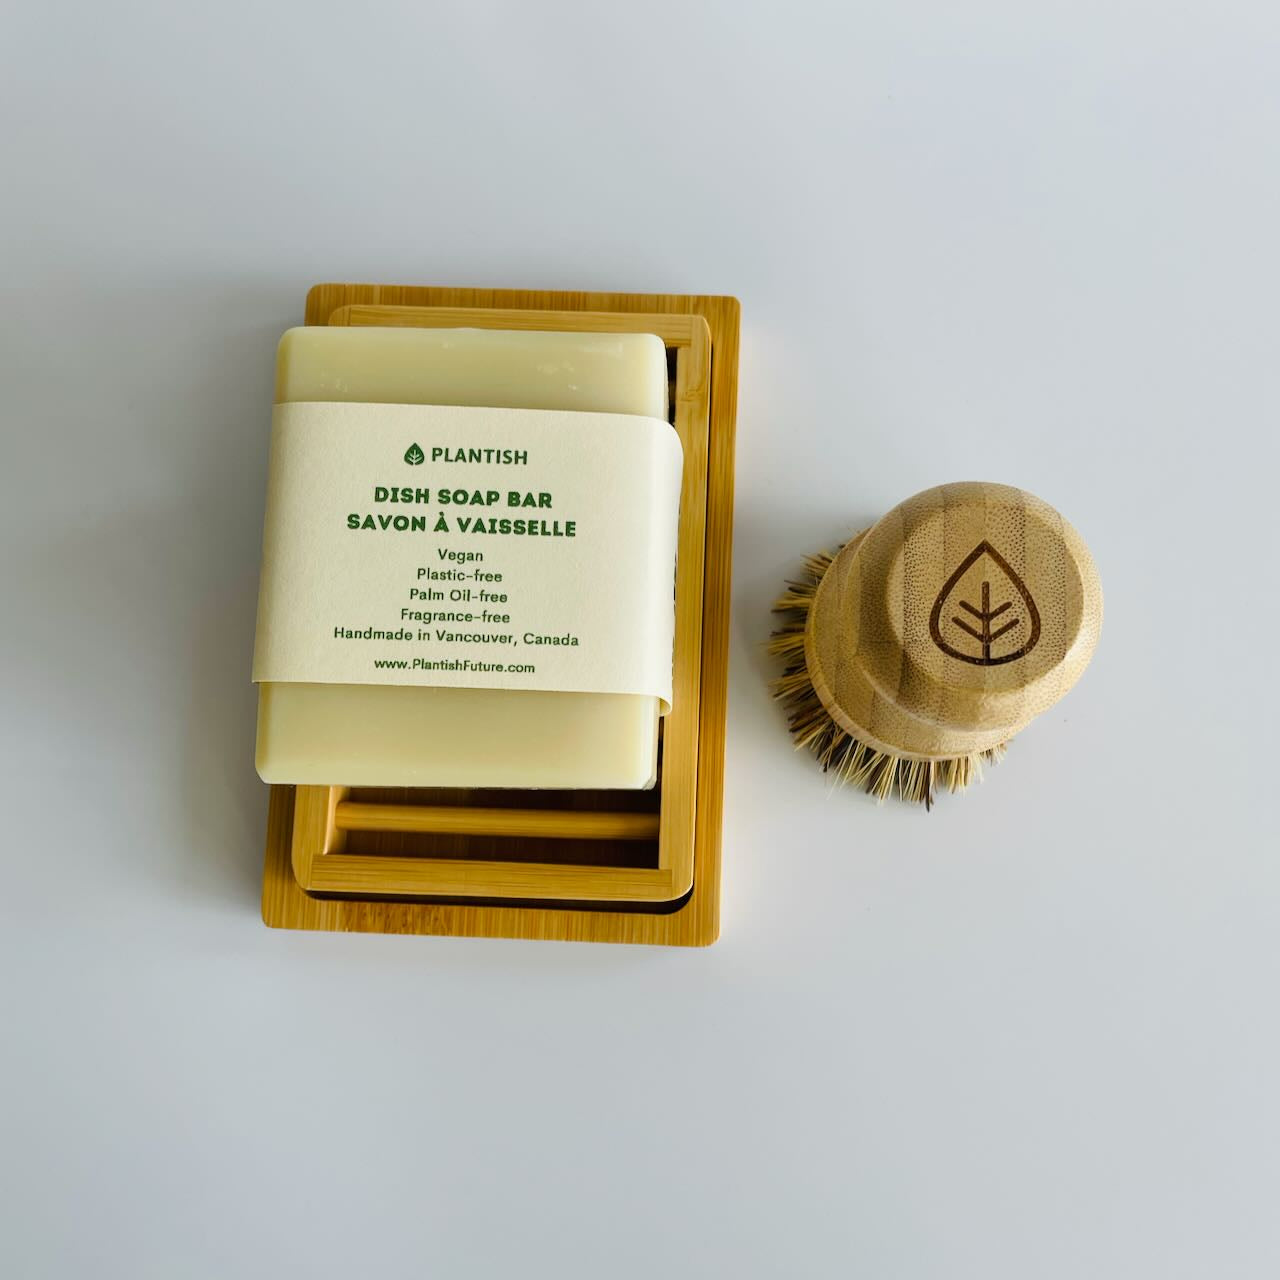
334, 802, 660, 841
654, 320, 709, 895
262, 284, 739, 945
287, 302, 709, 904
805, 481, 1103, 760
306, 855, 672, 900
334, 303, 700, 341
290, 767, 673, 902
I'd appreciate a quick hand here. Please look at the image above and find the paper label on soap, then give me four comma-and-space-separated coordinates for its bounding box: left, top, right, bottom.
252, 402, 683, 708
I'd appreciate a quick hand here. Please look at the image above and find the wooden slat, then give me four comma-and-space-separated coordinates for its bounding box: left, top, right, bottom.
333, 304, 697, 344
654, 322, 710, 896
307, 855, 673, 903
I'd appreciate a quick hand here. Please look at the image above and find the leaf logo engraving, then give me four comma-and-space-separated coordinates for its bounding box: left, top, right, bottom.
928, 541, 1041, 666
404, 443, 425, 465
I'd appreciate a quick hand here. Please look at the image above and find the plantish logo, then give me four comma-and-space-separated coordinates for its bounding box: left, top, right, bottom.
404, 443, 425, 465
928, 541, 1041, 666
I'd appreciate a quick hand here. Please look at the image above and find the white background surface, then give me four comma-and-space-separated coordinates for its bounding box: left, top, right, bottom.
2, 3, 1277, 1277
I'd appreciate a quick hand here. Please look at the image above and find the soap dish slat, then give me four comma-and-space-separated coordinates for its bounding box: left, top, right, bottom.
335, 802, 660, 842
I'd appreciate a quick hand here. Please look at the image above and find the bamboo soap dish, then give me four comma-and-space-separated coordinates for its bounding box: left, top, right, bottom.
260, 284, 740, 946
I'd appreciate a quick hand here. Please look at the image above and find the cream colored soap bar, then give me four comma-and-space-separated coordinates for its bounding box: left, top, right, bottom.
255, 325, 670, 789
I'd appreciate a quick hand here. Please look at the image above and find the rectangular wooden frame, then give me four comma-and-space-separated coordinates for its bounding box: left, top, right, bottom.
262, 284, 739, 945
289, 306, 707, 903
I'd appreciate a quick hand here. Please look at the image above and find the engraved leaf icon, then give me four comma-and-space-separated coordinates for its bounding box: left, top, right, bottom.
928, 541, 1041, 666
404, 443, 425, 465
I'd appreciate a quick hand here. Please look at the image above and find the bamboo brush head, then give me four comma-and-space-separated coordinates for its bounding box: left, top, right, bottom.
771, 481, 1103, 805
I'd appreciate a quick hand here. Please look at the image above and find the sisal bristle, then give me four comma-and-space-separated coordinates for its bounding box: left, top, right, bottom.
770, 547, 1008, 808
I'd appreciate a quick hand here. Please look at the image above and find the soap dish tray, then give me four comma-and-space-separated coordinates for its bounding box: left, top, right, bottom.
261, 284, 739, 946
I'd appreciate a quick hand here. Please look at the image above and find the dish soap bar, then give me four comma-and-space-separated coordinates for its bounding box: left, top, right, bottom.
255, 325, 672, 789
